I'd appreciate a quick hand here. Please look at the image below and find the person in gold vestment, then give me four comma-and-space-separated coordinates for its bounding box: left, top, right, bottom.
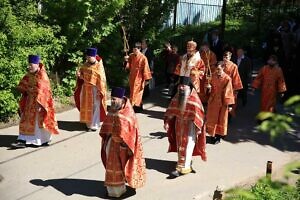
174, 41, 206, 96
74, 48, 107, 131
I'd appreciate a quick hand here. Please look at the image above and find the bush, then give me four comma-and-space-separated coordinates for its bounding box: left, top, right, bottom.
0, 90, 19, 122
0, 0, 64, 121
60, 67, 77, 97
226, 178, 300, 200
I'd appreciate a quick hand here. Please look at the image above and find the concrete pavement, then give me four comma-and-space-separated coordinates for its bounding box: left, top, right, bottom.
0, 87, 299, 200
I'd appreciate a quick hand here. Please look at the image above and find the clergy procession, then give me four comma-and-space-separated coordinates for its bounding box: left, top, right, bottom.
2, 0, 300, 199
6, 32, 291, 198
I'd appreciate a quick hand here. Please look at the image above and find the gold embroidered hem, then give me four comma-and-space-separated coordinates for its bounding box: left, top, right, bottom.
104, 139, 126, 187
74, 59, 107, 123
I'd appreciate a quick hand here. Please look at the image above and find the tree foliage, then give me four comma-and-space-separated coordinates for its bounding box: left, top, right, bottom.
226, 178, 300, 200
41, 0, 126, 64
0, 0, 176, 121
227, 0, 300, 26
120, 0, 175, 43
0, 0, 64, 121
256, 95, 300, 140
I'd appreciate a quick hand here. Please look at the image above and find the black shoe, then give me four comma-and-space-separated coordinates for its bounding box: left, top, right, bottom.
212, 136, 221, 145
90, 127, 97, 132
214, 139, 221, 145
167, 170, 181, 179
206, 136, 215, 144
11, 140, 26, 148
26, 144, 40, 148
191, 169, 196, 173
42, 142, 49, 146
133, 106, 143, 113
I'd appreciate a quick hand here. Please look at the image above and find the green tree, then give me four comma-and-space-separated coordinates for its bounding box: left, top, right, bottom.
0, 0, 180, 122
41, 0, 126, 66
0, 0, 65, 121
40, 0, 175, 87
40, 0, 128, 90
120, 0, 175, 44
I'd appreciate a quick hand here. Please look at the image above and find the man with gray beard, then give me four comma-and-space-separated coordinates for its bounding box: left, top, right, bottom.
100, 87, 146, 198
164, 76, 206, 179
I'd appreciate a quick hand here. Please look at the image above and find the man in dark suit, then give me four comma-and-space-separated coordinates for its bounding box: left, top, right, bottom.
141, 39, 154, 98
209, 29, 223, 61
234, 47, 252, 106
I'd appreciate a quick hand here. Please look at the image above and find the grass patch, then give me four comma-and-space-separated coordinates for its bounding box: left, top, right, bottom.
284, 161, 300, 179
225, 161, 300, 200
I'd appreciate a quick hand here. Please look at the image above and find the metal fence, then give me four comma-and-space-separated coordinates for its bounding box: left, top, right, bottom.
165, 0, 223, 27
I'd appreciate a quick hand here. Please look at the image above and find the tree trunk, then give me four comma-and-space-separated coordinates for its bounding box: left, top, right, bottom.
220, 0, 227, 40
256, 0, 263, 34
173, 0, 178, 30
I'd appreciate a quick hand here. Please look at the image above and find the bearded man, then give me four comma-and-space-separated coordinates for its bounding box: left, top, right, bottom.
164, 76, 206, 178
100, 87, 146, 198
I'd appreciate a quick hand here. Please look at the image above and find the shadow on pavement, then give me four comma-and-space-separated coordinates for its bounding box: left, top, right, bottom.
0, 135, 17, 147
143, 86, 171, 109
224, 128, 300, 152
30, 178, 136, 199
224, 92, 300, 152
145, 158, 176, 175
149, 132, 167, 139
143, 85, 300, 152
57, 121, 86, 132
141, 109, 165, 120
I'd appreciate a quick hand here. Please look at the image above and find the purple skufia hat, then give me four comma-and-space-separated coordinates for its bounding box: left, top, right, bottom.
28, 55, 40, 64
111, 87, 125, 98
86, 48, 97, 57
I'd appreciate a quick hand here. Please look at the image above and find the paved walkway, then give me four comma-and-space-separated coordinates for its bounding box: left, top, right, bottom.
0, 87, 299, 200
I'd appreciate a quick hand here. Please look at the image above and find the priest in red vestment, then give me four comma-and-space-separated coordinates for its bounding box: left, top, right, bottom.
100, 87, 146, 198
11, 55, 59, 148
251, 55, 287, 112
164, 76, 206, 178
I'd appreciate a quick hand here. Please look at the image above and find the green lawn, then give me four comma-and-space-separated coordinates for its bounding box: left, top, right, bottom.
225, 161, 300, 200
